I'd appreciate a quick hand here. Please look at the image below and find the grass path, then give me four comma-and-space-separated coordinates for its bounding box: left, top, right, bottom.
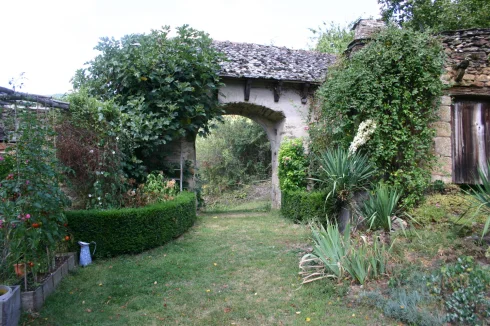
24, 211, 393, 325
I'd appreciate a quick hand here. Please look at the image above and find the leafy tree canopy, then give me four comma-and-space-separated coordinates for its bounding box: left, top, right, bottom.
72, 25, 224, 159
310, 22, 354, 54
379, 0, 490, 32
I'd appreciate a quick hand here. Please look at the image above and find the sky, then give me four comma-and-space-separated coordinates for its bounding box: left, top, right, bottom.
0, 0, 381, 95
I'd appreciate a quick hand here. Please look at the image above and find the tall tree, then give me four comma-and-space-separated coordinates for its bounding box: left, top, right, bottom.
310, 22, 354, 54
73, 25, 224, 161
379, 0, 490, 31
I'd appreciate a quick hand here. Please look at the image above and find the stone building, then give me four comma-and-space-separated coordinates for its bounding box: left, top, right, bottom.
347, 20, 490, 185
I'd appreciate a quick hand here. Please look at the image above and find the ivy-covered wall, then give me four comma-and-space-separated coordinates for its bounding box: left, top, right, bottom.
348, 21, 490, 185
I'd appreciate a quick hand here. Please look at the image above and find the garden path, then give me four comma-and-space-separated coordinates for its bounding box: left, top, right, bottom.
24, 210, 392, 325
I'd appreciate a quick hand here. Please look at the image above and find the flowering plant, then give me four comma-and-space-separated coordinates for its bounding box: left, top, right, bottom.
348, 119, 376, 155
0, 109, 70, 286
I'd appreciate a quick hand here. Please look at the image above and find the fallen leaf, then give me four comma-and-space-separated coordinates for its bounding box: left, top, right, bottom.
86, 309, 92, 313
306, 317, 311, 322
224, 307, 232, 313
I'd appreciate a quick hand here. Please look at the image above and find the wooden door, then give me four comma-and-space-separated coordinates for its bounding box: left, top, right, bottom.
452, 99, 490, 184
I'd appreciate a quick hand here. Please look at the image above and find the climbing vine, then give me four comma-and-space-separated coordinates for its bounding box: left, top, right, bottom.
313, 26, 444, 206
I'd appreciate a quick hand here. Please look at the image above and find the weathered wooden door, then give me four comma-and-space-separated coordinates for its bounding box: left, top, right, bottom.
452, 99, 490, 184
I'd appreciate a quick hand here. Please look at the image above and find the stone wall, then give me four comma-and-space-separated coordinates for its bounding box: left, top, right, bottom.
440, 29, 490, 89
433, 28, 490, 183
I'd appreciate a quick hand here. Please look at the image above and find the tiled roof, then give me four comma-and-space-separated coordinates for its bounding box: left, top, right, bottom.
213, 41, 336, 83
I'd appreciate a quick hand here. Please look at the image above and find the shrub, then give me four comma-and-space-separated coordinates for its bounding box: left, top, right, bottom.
281, 190, 332, 223
313, 26, 444, 207
278, 138, 308, 192
428, 256, 490, 324
66, 192, 196, 258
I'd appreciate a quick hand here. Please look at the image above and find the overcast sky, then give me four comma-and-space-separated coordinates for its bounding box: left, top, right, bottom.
0, 0, 381, 95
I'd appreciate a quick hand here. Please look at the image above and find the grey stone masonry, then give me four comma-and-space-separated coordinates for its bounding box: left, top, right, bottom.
352, 19, 386, 40
440, 28, 490, 88
213, 41, 336, 83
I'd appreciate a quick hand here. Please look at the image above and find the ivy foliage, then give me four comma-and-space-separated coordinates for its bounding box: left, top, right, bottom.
72, 25, 224, 160
314, 26, 444, 206
379, 0, 490, 32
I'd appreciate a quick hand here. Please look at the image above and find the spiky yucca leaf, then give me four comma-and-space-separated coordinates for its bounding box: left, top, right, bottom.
467, 162, 490, 237
361, 183, 402, 231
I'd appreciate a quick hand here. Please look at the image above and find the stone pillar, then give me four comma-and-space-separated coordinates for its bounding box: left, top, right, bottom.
432, 96, 453, 183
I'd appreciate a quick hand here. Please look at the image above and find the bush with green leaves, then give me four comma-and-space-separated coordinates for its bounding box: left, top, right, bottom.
278, 138, 308, 192
281, 190, 331, 223
313, 26, 444, 207
197, 116, 271, 195
66, 192, 196, 258
57, 91, 128, 209
300, 222, 390, 285
428, 256, 490, 324
72, 25, 224, 176
125, 172, 180, 207
360, 271, 446, 326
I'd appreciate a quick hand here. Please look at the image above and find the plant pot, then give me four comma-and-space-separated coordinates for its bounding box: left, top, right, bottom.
13, 264, 25, 278
0, 286, 11, 300
20, 252, 77, 312
0, 285, 21, 326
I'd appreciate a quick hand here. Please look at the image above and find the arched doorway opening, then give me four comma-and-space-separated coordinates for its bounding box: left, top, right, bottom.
196, 112, 275, 211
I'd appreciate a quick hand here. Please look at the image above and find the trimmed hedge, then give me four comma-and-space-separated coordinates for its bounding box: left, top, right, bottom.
281, 190, 332, 222
66, 192, 196, 258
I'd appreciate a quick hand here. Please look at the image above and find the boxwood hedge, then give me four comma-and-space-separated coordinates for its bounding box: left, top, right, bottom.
66, 192, 196, 258
281, 190, 331, 223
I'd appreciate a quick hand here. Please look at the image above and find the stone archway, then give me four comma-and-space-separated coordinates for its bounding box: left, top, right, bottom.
162, 41, 336, 208
221, 102, 284, 208
218, 78, 314, 208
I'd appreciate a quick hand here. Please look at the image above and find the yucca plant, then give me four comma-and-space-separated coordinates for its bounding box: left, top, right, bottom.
311, 148, 376, 229
467, 161, 490, 238
360, 183, 402, 231
300, 222, 391, 285
313, 147, 376, 200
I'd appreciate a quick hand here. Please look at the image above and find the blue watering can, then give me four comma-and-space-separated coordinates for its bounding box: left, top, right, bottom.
78, 241, 96, 267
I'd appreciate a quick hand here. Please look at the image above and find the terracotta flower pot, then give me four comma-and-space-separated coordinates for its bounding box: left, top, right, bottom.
13, 263, 26, 277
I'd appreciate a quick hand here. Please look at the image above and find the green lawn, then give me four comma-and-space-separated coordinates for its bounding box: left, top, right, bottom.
24, 210, 393, 325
